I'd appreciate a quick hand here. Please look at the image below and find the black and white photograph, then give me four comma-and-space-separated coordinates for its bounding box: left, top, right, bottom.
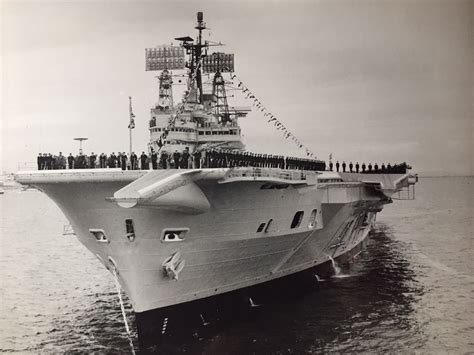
1, 0, 472, 353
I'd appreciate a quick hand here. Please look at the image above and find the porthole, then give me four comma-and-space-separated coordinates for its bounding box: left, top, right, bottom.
264, 219, 273, 233
308, 209, 318, 229
161, 228, 189, 242
256, 223, 266, 233
125, 219, 135, 241
90, 229, 109, 243
291, 211, 304, 229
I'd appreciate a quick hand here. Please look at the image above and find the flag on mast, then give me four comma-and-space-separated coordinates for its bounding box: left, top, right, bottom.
128, 96, 136, 129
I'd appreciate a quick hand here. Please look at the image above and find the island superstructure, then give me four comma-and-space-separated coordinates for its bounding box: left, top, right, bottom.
146, 12, 249, 156
14, 12, 417, 346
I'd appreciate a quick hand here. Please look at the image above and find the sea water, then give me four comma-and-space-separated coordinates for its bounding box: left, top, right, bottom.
0, 177, 472, 353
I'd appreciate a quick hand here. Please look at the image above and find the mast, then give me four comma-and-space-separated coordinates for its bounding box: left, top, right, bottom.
194, 11, 205, 104
128, 96, 135, 156
157, 69, 173, 110
212, 71, 230, 123
176, 12, 207, 104
129, 124, 132, 157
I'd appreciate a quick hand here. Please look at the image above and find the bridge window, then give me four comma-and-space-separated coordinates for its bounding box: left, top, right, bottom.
291, 211, 304, 229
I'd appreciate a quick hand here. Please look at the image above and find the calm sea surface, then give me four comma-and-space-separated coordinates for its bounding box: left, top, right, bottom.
1, 177, 473, 353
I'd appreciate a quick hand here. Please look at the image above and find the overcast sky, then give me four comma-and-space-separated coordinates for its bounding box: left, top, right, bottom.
1, 0, 473, 175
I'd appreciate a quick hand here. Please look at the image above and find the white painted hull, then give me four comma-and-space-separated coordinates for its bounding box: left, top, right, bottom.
15, 168, 409, 313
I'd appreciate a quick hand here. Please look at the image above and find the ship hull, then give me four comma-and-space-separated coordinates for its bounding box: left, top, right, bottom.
135, 234, 368, 349
14, 167, 412, 342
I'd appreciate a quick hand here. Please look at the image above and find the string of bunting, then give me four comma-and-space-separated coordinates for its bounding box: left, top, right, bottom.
153, 67, 316, 159
230, 73, 316, 159
154, 61, 202, 151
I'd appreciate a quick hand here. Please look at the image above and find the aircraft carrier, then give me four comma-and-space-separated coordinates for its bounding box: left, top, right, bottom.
14, 12, 417, 349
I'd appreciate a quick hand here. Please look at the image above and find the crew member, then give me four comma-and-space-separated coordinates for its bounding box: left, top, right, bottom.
67, 153, 74, 169
121, 152, 127, 170
117, 152, 122, 169
51, 154, 57, 169
37, 153, 43, 170
140, 152, 148, 170
160, 151, 168, 169
58, 152, 66, 169
130, 152, 138, 170
355, 162, 360, 173
79, 153, 85, 168
361, 163, 366, 173
335, 161, 340, 172
329, 161, 333, 171
349, 161, 353, 173
342, 161, 346, 172
151, 151, 158, 170
173, 151, 181, 169
193, 150, 202, 168
89, 152, 97, 169
46, 154, 52, 169
181, 148, 189, 169
109, 152, 117, 168
98, 153, 105, 168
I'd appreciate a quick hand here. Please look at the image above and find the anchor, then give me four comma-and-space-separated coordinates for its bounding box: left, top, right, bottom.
162, 251, 185, 280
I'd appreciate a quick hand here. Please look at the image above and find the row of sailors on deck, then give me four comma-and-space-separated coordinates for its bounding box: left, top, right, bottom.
37, 151, 407, 174
329, 161, 408, 174
37, 150, 326, 171
37, 152, 157, 170
203, 150, 325, 171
